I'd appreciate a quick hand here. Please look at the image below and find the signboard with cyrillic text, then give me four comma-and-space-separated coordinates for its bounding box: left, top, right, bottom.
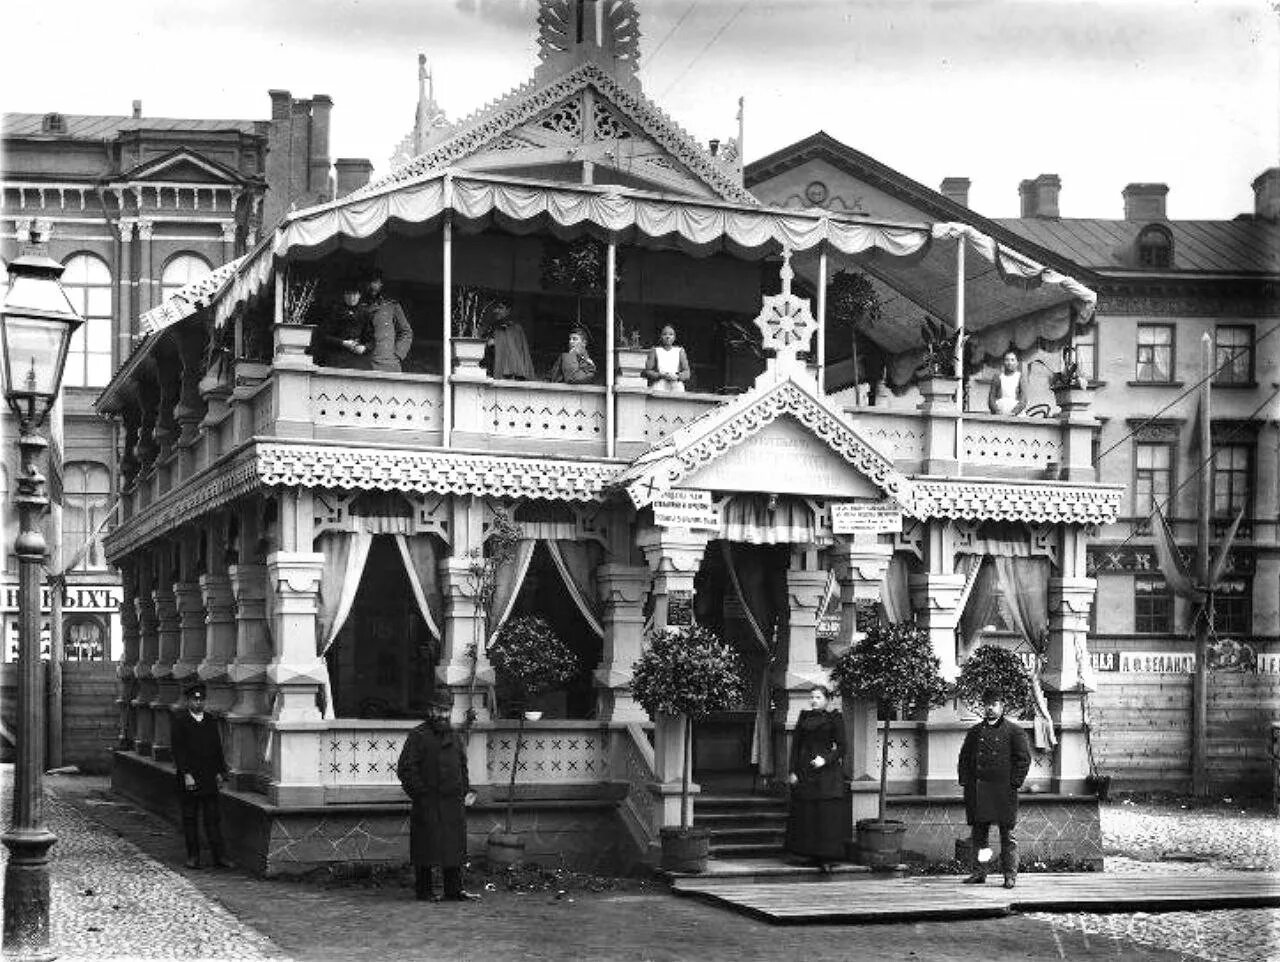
830, 501, 902, 535
652, 489, 719, 530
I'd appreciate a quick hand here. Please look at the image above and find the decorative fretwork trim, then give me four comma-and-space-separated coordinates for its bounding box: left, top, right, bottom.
910, 480, 1124, 525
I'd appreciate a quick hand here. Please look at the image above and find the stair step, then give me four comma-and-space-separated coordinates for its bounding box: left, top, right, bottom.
709, 842, 786, 857
696, 811, 788, 825
695, 795, 787, 807
705, 828, 786, 844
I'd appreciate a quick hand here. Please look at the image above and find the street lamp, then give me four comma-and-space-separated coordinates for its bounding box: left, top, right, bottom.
1, 254, 82, 961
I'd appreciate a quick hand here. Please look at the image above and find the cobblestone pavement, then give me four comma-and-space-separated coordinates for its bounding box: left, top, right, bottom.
0, 766, 287, 961
1025, 799, 1280, 962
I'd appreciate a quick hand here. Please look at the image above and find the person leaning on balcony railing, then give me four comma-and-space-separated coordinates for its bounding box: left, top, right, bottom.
313, 279, 372, 369
987, 349, 1027, 416
484, 300, 536, 380
643, 324, 691, 393
361, 269, 414, 373
549, 327, 598, 384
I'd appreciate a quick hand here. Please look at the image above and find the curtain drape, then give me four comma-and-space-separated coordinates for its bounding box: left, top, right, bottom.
722, 542, 785, 777
993, 556, 1057, 749
314, 530, 373, 719
879, 553, 912, 625
956, 556, 1002, 660
722, 495, 817, 545
545, 540, 604, 637
394, 534, 443, 640
487, 540, 537, 644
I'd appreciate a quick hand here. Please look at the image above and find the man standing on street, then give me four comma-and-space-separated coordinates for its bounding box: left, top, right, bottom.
362, 269, 414, 372
171, 682, 230, 869
396, 690, 479, 902
958, 688, 1031, 888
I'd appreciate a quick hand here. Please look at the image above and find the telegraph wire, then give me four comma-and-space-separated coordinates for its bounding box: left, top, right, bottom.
658, 0, 749, 101
646, 0, 699, 68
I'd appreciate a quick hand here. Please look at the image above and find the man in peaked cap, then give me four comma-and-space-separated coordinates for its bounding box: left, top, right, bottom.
171, 682, 230, 869
396, 688, 479, 902
957, 688, 1031, 888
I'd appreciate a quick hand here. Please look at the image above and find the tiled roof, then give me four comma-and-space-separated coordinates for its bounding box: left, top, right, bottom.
2, 113, 264, 140
996, 217, 1280, 276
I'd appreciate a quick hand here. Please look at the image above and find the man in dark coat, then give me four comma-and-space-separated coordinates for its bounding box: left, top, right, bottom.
958, 689, 1032, 888
170, 682, 229, 869
313, 279, 371, 368
362, 270, 413, 372
396, 690, 479, 902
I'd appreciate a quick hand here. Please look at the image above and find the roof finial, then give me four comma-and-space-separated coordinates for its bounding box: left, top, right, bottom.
536, 0, 641, 86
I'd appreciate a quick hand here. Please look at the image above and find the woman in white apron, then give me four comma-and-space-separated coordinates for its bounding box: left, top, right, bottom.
643, 325, 691, 393
987, 350, 1027, 415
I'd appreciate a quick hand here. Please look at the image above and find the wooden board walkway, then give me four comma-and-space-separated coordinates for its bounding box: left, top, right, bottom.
671, 872, 1280, 925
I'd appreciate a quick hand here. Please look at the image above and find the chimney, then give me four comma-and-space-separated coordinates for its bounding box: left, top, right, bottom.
132, 100, 142, 119
1252, 168, 1280, 220
334, 158, 374, 198
940, 177, 970, 208
309, 94, 333, 196
1123, 183, 1168, 221
262, 89, 296, 231
1019, 174, 1061, 218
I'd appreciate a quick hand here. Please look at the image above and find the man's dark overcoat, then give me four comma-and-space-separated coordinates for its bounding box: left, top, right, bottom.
957, 716, 1032, 828
170, 711, 228, 796
396, 721, 469, 867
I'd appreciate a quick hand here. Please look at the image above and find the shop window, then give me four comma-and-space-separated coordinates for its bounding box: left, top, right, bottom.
1214, 326, 1254, 384
1213, 578, 1251, 635
160, 252, 212, 302
61, 462, 111, 571
60, 253, 114, 387
1134, 576, 1171, 634
64, 617, 106, 661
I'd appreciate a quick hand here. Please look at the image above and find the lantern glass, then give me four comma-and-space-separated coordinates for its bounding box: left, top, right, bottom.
1, 314, 73, 400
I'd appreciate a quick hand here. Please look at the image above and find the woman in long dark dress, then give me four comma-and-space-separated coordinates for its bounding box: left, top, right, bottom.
785, 686, 847, 870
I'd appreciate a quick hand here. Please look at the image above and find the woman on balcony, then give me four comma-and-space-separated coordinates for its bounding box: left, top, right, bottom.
549, 328, 597, 384
643, 325, 691, 393
988, 350, 1027, 416
485, 301, 536, 381
313, 280, 371, 369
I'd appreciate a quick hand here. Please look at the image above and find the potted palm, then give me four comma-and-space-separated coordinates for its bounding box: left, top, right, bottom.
484, 614, 580, 868
827, 270, 881, 403
831, 620, 949, 868
451, 286, 501, 372
631, 625, 746, 873
916, 316, 963, 407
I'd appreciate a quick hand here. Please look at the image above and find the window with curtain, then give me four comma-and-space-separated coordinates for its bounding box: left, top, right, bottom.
1213, 325, 1254, 385
1133, 441, 1174, 518
60, 253, 114, 387
1211, 443, 1252, 518
160, 252, 212, 301
1073, 326, 1097, 382
1213, 578, 1251, 634
1135, 324, 1174, 383
1133, 575, 1171, 634
61, 462, 111, 571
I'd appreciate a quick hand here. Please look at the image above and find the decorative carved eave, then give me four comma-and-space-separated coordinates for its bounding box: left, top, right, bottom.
909, 478, 1124, 525
613, 375, 912, 510
357, 61, 755, 205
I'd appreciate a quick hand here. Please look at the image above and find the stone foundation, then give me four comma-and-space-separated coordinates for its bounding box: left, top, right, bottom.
886, 793, 1103, 869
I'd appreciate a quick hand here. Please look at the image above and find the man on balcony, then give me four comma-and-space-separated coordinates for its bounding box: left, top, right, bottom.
549, 327, 597, 384
362, 270, 414, 373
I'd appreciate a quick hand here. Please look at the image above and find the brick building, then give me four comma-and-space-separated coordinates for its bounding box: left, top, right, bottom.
1, 92, 358, 665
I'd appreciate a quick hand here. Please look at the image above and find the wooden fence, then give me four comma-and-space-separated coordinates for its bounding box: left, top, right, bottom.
1090, 671, 1280, 795
0, 661, 118, 774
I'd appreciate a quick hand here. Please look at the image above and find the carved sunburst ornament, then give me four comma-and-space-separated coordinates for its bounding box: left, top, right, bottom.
752, 249, 815, 372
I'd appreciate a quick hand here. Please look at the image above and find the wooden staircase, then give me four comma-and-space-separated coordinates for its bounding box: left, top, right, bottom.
694, 793, 789, 860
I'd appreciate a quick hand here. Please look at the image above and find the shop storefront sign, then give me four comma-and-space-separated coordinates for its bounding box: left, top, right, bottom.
830, 501, 902, 535
1, 584, 122, 613
652, 489, 718, 530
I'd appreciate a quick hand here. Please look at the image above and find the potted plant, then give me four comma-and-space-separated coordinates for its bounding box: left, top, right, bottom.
485, 614, 580, 868
274, 275, 320, 357
451, 286, 500, 372
539, 235, 623, 326
1047, 344, 1091, 413
827, 270, 881, 403
830, 620, 949, 869
630, 625, 747, 873
615, 317, 648, 386
955, 644, 1034, 718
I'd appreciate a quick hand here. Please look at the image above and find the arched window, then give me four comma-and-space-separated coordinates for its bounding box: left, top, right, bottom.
60, 253, 114, 387
61, 461, 112, 571
160, 252, 212, 302
1137, 225, 1173, 269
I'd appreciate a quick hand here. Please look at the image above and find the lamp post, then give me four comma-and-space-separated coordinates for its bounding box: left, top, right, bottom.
1, 254, 82, 961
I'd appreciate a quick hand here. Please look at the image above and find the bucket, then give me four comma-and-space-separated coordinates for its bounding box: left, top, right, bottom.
486, 832, 526, 870
855, 818, 906, 869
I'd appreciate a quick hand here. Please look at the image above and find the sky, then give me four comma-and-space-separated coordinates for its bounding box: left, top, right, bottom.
2, 0, 1277, 220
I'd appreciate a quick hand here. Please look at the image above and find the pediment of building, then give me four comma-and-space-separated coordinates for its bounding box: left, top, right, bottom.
122, 149, 246, 185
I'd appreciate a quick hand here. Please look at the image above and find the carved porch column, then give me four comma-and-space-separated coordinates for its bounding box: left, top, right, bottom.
779, 549, 830, 727
226, 505, 272, 791
131, 554, 158, 755
197, 356, 234, 471
1044, 525, 1095, 793
116, 562, 141, 751
174, 326, 208, 482
437, 496, 492, 726
171, 532, 207, 706
636, 525, 710, 828
198, 513, 237, 714
150, 541, 181, 762
593, 564, 651, 723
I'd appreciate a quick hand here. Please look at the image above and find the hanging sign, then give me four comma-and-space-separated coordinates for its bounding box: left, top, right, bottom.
652, 489, 719, 530
667, 590, 694, 627
830, 501, 902, 535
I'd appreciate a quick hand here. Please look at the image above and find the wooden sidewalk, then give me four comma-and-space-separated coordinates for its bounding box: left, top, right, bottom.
671, 871, 1280, 925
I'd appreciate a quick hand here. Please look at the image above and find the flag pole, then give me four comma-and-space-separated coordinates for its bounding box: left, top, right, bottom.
1191, 332, 1212, 797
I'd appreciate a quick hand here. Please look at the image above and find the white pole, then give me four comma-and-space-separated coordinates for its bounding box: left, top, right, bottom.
954, 234, 966, 476
442, 212, 453, 448
605, 239, 617, 459
816, 245, 828, 395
